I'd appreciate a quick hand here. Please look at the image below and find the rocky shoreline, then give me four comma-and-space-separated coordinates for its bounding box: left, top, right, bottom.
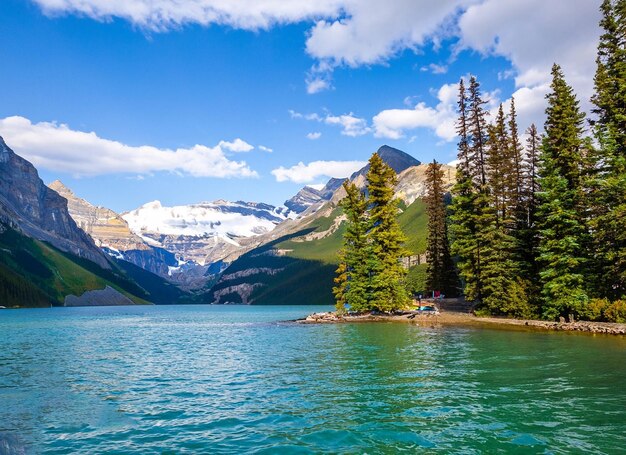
297, 310, 626, 335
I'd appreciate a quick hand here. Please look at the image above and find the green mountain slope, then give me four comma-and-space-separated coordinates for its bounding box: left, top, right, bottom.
0, 223, 190, 307
209, 198, 429, 305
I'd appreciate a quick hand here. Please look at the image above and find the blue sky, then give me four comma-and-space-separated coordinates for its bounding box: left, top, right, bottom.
0, 0, 601, 212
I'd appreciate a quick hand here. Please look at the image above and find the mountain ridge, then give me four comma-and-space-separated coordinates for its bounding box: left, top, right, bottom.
0, 136, 110, 269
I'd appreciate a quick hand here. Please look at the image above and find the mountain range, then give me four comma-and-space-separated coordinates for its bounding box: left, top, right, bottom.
0, 137, 455, 307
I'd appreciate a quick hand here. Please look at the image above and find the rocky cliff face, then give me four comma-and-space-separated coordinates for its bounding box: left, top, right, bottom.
349, 145, 421, 181
395, 163, 456, 205
0, 136, 109, 268
48, 180, 148, 252
284, 177, 346, 214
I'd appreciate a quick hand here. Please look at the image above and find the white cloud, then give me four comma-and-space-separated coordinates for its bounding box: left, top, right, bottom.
306, 77, 332, 94
258, 145, 273, 153
324, 113, 371, 137
35, 1, 466, 66
271, 160, 366, 183
458, 0, 600, 109
218, 138, 254, 152
0, 116, 258, 178
305, 0, 466, 67
373, 82, 459, 141
306, 132, 322, 140
32, 1, 602, 107
420, 63, 448, 74
291, 110, 370, 137
33, 0, 345, 30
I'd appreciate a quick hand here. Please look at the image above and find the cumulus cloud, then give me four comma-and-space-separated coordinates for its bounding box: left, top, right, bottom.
291, 110, 370, 137
373, 83, 459, 141
218, 138, 254, 152
33, 0, 345, 30
458, 0, 600, 108
324, 113, 371, 137
32, 1, 602, 104
258, 145, 273, 152
306, 132, 322, 140
0, 116, 258, 178
305, 0, 466, 67
271, 160, 366, 184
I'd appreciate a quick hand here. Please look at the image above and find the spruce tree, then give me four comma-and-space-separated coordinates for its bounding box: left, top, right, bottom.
480, 104, 529, 317
367, 153, 410, 311
334, 153, 412, 313
450, 79, 481, 302
537, 64, 589, 320
366, 153, 410, 311
333, 181, 370, 312
425, 160, 458, 296
466, 76, 491, 303
518, 124, 542, 310
467, 76, 489, 186
508, 98, 526, 232
588, 0, 626, 299
485, 105, 509, 224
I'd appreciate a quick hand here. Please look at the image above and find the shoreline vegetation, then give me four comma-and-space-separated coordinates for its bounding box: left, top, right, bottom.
298, 299, 626, 336
331, 2, 626, 326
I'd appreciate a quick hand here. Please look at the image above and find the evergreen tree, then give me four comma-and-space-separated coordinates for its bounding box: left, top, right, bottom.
508, 97, 526, 231
333, 181, 369, 312
467, 76, 489, 186
366, 153, 410, 311
588, 0, 626, 299
485, 105, 509, 224
537, 64, 589, 320
425, 160, 458, 296
480, 104, 529, 317
522, 124, 542, 227
450, 79, 481, 302
518, 124, 542, 309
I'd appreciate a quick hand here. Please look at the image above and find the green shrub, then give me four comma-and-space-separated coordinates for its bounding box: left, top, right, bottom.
604, 300, 626, 323
580, 298, 610, 322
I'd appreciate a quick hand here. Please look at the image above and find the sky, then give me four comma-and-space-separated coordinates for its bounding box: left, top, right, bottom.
0, 0, 602, 213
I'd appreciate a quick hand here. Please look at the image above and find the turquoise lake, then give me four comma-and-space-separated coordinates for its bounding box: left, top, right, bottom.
1, 305, 625, 454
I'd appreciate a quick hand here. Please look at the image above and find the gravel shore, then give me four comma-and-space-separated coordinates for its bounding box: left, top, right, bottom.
298, 305, 626, 336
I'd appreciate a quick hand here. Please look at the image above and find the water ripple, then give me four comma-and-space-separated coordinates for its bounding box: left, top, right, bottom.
0, 305, 625, 454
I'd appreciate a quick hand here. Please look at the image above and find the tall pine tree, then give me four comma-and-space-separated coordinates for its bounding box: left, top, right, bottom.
588, 0, 626, 299
450, 79, 481, 302
517, 124, 542, 311
333, 181, 370, 312
367, 153, 410, 311
480, 103, 530, 317
537, 64, 589, 320
425, 160, 458, 296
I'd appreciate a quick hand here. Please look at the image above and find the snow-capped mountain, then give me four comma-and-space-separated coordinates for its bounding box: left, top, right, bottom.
122, 200, 292, 265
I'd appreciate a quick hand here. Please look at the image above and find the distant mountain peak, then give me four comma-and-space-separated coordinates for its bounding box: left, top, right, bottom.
349, 145, 421, 181
49, 179, 74, 196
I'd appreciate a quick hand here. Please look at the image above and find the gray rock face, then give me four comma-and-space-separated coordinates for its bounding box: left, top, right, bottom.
64, 285, 135, 306
48, 180, 148, 252
284, 186, 324, 213
284, 177, 346, 214
350, 145, 421, 180
0, 136, 109, 269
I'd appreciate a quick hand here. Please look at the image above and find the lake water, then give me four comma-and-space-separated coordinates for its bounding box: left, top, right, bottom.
1, 305, 625, 454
